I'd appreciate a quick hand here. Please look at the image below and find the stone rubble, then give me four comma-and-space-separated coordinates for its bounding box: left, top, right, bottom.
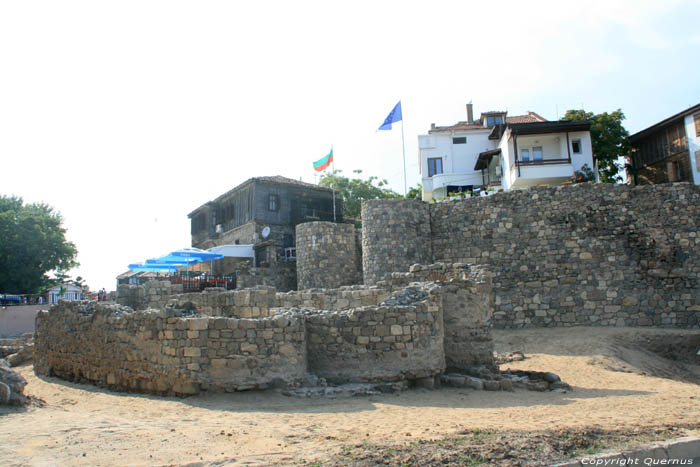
0, 359, 29, 405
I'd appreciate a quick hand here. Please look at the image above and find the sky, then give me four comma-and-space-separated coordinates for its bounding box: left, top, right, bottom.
1, 0, 699, 292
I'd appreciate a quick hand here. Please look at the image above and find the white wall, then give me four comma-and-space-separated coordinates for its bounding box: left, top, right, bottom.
499, 129, 594, 191
568, 131, 594, 174
684, 113, 700, 184
419, 129, 497, 199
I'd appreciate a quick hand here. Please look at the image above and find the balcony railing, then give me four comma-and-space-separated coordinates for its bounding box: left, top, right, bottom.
511, 158, 571, 171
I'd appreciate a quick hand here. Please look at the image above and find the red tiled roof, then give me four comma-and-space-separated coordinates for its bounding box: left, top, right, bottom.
506, 112, 547, 124
431, 111, 547, 132
431, 121, 486, 132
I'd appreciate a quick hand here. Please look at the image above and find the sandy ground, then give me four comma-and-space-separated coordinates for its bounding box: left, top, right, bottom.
1, 327, 699, 466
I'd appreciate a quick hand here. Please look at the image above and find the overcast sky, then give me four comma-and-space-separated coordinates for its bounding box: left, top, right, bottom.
2, 0, 699, 291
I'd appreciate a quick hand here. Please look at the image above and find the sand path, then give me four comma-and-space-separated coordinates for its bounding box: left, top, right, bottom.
1, 327, 699, 466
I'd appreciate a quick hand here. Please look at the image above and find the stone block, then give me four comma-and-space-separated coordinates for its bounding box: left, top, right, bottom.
184, 347, 201, 357
188, 318, 209, 330
240, 343, 257, 353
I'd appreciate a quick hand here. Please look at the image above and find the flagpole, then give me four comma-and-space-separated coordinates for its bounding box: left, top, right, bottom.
401, 112, 407, 196
331, 145, 336, 223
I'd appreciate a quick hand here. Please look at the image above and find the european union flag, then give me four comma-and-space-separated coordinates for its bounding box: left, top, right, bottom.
377, 101, 402, 131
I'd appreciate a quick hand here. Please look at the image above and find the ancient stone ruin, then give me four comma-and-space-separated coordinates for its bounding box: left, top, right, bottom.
33, 182, 700, 397
35, 264, 495, 395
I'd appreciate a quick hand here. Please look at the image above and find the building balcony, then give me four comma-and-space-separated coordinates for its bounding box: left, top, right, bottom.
423, 172, 485, 192
510, 158, 573, 189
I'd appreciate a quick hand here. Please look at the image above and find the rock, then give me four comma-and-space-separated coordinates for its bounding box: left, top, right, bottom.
483, 380, 501, 391
527, 381, 549, 392
550, 381, 573, 391
444, 375, 466, 387
0, 365, 28, 405
7, 344, 33, 367
499, 379, 513, 391
0, 346, 21, 359
542, 372, 560, 383
493, 350, 525, 364
462, 376, 484, 390
0, 382, 9, 404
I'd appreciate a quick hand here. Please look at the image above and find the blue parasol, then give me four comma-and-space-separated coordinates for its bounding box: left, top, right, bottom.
128, 263, 178, 273
169, 247, 224, 262
146, 255, 200, 266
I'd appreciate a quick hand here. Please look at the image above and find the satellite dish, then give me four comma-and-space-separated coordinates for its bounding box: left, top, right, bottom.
261, 226, 271, 239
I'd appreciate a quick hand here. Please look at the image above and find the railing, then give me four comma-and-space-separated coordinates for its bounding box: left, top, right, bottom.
517, 158, 571, 166
170, 274, 235, 292
511, 158, 571, 173
299, 207, 334, 221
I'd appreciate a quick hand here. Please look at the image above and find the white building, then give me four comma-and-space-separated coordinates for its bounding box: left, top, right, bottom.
418, 104, 595, 201
46, 284, 83, 304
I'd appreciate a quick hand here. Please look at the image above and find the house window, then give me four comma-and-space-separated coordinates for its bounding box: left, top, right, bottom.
452, 137, 467, 144
428, 158, 443, 176
520, 149, 530, 162
486, 115, 504, 126
268, 194, 279, 211
695, 113, 700, 137
572, 139, 581, 154
533, 146, 543, 160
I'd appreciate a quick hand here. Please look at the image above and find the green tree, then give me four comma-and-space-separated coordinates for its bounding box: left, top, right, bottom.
561, 109, 631, 183
0, 195, 78, 294
405, 184, 422, 200
319, 170, 401, 218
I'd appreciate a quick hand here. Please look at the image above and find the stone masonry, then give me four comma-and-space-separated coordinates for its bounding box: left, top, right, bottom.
361, 199, 432, 285
296, 221, 362, 289
362, 183, 700, 329
39, 264, 492, 395
34, 302, 306, 394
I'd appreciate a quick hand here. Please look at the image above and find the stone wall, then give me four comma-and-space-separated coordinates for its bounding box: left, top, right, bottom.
378, 263, 494, 369
362, 183, 700, 329
34, 302, 306, 395
117, 281, 184, 311
236, 264, 297, 292
296, 222, 362, 290
44, 263, 494, 395
277, 286, 387, 311
362, 199, 432, 285
303, 286, 445, 384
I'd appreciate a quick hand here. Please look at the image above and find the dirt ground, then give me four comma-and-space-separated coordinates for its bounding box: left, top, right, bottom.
1, 327, 699, 466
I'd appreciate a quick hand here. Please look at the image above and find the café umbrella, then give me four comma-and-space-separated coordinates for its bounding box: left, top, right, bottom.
145, 255, 200, 266
128, 263, 178, 273
169, 248, 224, 274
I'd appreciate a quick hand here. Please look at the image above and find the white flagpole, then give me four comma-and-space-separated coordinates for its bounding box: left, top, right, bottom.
331, 145, 336, 222
401, 109, 407, 196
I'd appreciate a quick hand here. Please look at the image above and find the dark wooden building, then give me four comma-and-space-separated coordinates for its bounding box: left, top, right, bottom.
629, 103, 700, 185
188, 176, 342, 257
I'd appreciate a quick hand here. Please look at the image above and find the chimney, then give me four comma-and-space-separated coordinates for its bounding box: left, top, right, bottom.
466, 103, 474, 124
431, 123, 435, 130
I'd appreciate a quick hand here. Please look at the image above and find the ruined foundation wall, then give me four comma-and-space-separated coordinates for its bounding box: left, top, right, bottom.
34, 302, 306, 395
276, 286, 387, 311
378, 263, 494, 368
236, 263, 297, 292
303, 292, 445, 384
362, 184, 700, 329
296, 222, 362, 290
361, 199, 432, 285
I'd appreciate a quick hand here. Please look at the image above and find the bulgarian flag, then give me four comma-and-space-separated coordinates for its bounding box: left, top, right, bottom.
313, 148, 333, 172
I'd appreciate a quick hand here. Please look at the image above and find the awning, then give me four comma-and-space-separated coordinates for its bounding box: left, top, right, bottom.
474, 148, 502, 171
207, 244, 255, 259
